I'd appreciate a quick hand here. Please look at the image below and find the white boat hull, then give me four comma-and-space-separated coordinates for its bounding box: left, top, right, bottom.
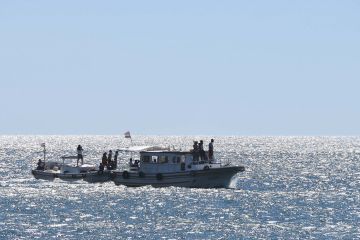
32, 170, 89, 181
32, 169, 114, 183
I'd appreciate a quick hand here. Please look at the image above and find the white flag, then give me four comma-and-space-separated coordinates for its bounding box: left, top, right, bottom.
124, 131, 131, 139
41, 143, 46, 147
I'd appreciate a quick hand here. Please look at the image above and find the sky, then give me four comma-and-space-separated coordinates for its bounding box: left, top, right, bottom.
0, 1, 359, 135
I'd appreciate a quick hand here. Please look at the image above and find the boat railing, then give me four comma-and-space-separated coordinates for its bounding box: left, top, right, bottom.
221, 159, 231, 166
60, 155, 86, 166
192, 159, 218, 165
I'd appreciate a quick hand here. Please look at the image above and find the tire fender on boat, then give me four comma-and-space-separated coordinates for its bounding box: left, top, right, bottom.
139, 171, 145, 178
122, 171, 130, 179
203, 166, 210, 171
156, 173, 163, 181
180, 162, 185, 171
110, 172, 116, 179
82, 174, 86, 178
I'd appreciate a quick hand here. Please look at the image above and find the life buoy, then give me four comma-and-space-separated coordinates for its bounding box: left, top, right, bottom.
139, 171, 145, 178
180, 162, 185, 171
156, 173, 163, 181
203, 166, 210, 171
122, 171, 130, 179
110, 172, 116, 179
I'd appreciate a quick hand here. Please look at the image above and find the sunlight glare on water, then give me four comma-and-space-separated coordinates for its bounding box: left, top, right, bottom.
1, 136, 360, 239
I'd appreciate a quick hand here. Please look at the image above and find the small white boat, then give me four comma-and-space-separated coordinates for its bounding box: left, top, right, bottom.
111, 146, 245, 188
32, 156, 97, 181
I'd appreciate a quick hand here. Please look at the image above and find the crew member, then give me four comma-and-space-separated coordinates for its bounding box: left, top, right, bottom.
208, 139, 214, 160
114, 151, 119, 169
37, 159, 45, 170
102, 152, 108, 166
77, 145, 84, 166
199, 140, 205, 160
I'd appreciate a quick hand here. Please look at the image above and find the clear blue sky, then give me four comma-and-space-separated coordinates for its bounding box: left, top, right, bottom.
0, 1, 359, 135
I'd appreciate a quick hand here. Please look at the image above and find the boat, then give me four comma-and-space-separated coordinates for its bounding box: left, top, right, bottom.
32, 155, 98, 181
111, 145, 245, 188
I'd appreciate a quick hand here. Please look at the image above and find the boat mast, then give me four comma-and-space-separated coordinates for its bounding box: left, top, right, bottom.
124, 131, 133, 158
41, 143, 46, 164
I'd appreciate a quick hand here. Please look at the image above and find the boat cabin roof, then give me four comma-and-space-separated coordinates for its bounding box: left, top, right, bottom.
118, 146, 170, 152
140, 150, 191, 155
118, 146, 192, 155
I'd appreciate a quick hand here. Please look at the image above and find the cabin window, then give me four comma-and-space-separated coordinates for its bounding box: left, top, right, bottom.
177, 156, 181, 163
158, 156, 168, 164
141, 156, 150, 163
172, 156, 176, 163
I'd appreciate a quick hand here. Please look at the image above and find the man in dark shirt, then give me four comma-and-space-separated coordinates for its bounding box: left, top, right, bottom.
77, 145, 84, 166
208, 139, 214, 160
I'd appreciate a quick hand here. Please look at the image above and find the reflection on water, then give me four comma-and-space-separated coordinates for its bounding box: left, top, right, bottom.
1, 136, 360, 239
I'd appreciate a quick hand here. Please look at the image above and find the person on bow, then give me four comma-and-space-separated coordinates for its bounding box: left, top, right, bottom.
37, 159, 45, 170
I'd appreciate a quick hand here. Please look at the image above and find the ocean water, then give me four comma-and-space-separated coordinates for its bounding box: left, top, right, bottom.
0, 135, 360, 239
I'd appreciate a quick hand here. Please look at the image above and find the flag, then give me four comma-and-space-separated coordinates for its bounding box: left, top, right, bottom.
124, 131, 131, 139
41, 143, 46, 147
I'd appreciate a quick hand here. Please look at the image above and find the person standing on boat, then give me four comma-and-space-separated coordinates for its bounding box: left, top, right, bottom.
102, 152, 108, 166
77, 145, 84, 166
37, 159, 45, 170
199, 140, 205, 160
114, 150, 119, 169
208, 139, 214, 160
193, 141, 199, 162
98, 162, 104, 174
108, 150, 113, 165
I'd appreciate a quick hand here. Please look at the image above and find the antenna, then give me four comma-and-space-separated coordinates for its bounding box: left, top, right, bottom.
41, 143, 46, 165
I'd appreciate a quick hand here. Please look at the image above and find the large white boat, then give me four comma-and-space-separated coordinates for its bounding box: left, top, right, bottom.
111, 146, 245, 188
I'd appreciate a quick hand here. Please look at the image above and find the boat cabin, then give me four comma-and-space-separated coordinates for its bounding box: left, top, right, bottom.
119, 146, 220, 174
138, 150, 219, 174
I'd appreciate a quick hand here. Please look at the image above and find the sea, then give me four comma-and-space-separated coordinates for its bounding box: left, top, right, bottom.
0, 135, 359, 239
